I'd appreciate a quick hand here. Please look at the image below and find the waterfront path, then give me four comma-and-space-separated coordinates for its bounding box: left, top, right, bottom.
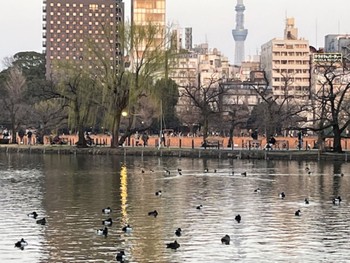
0, 143, 349, 162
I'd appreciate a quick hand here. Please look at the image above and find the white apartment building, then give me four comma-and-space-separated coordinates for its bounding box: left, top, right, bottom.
260, 18, 310, 102
169, 43, 234, 116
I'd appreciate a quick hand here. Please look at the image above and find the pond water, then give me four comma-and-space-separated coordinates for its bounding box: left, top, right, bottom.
0, 153, 350, 262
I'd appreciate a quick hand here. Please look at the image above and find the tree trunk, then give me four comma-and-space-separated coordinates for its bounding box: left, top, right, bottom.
228, 124, 234, 148
111, 111, 122, 148
10, 114, 17, 144
202, 116, 209, 143
76, 125, 87, 148
332, 125, 343, 153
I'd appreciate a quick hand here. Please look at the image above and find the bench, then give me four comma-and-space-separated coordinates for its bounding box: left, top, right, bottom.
202, 138, 224, 148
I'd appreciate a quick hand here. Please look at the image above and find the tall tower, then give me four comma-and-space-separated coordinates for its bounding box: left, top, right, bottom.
232, 0, 248, 66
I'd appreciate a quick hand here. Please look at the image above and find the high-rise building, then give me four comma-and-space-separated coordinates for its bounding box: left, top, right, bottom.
171, 26, 182, 51
185, 27, 193, 51
43, 0, 124, 77
131, 0, 166, 52
232, 0, 248, 66
131, 0, 165, 26
260, 18, 310, 102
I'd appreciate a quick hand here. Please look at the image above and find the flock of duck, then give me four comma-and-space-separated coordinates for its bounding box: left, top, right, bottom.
14, 212, 46, 250
96, 191, 182, 261
14, 165, 344, 261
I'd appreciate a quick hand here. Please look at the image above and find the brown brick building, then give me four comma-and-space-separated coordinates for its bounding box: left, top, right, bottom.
43, 0, 124, 77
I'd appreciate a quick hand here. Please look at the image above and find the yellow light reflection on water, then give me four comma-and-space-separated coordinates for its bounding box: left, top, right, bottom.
120, 165, 128, 224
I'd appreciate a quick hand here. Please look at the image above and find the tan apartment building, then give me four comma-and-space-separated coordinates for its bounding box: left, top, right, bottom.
43, 0, 124, 77
260, 18, 310, 102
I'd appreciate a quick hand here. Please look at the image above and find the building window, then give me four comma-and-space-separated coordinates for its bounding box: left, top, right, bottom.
89, 4, 98, 11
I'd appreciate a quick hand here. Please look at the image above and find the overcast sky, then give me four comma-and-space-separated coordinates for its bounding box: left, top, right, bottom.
1, 0, 349, 66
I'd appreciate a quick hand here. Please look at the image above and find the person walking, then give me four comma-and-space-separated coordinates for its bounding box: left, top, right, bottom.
141, 132, 149, 147
161, 131, 166, 147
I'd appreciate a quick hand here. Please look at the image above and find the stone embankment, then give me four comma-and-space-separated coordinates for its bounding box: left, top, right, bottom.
0, 144, 349, 162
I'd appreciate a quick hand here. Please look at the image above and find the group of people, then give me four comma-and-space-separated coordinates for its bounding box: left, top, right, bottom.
251, 129, 277, 150
18, 129, 34, 145
136, 132, 166, 147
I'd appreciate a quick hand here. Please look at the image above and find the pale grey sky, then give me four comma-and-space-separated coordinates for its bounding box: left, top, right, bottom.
0, 0, 349, 65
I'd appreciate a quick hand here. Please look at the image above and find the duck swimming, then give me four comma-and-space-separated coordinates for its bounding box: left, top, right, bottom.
102, 218, 113, 226
122, 224, 132, 232
116, 250, 125, 262
175, 228, 182, 237
15, 238, 28, 249
97, 227, 108, 237
221, 235, 230, 245
148, 210, 158, 217
254, 188, 261, 193
27, 211, 38, 219
36, 217, 46, 225
166, 240, 180, 249
333, 196, 342, 205
235, 214, 241, 223
295, 209, 301, 216
102, 207, 112, 214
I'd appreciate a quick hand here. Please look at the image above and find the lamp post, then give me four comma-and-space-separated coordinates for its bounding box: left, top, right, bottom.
121, 110, 144, 147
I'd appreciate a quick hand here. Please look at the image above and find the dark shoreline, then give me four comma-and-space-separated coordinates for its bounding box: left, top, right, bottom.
0, 144, 349, 162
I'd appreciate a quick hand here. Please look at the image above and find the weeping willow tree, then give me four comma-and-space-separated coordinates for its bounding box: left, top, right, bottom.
88, 21, 176, 147
152, 78, 180, 130
51, 63, 101, 147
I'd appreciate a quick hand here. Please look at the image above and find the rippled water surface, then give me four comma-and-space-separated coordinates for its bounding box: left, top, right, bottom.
1, 153, 350, 262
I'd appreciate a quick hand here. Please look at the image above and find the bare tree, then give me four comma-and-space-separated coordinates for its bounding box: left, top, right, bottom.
306, 63, 350, 152
180, 73, 226, 143
32, 99, 67, 143
220, 98, 250, 147
248, 71, 307, 139
0, 66, 27, 143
